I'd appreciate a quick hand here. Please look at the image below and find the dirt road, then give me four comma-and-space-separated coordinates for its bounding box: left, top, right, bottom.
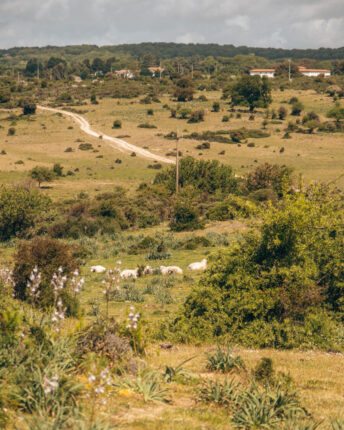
37, 105, 174, 164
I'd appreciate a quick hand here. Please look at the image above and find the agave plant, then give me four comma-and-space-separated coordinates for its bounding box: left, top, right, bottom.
198, 378, 240, 406
206, 344, 245, 374
331, 415, 344, 430
115, 369, 169, 403
163, 355, 196, 383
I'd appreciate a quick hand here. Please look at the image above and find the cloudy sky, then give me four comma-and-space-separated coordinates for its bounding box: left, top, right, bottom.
0, 0, 343, 49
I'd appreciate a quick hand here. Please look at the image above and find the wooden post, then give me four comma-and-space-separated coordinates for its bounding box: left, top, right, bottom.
176, 129, 179, 195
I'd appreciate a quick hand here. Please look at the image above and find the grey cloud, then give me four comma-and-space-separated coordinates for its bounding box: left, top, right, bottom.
0, 0, 343, 49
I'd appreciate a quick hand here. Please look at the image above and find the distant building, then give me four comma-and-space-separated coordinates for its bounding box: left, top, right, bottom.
249, 66, 331, 78
249, 69, 275, 78
297, 66, 331, 77
115, 69, 138, 79
148, 66, 164, 77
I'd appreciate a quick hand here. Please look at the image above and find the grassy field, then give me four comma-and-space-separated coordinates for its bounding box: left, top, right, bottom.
1, 87, 344, 201
1, 86, 344, 427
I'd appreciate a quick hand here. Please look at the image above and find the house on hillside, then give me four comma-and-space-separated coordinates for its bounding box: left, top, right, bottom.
297, 66, 331, 77
148, 66, 164, 77
115, 69, 138, 79
249, 69, 275, 78
249, 65, 331, 78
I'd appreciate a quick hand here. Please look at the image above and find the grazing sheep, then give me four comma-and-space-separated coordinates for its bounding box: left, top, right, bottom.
120, 269, 138, 279
91, 265, 106, 273
143, 265, 153, 275
188, 259, 207, 271
160, 265, 183, 275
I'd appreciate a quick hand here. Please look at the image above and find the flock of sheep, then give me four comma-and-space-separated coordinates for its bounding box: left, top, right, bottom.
90, 258, 207, 279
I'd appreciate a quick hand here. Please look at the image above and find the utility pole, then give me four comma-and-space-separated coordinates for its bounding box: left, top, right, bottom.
288, 59, 291, 82
37, 61, 40, 80
159, 59, 162, 79
191, 63, 194, 79
176, 128, 179, 195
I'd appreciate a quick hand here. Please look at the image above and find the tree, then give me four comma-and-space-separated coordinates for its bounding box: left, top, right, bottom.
212, 101, 220, 112
22, 100, 36, 115
174, 77, 194, 102
231, 75, 272, 111
246, 162, 293, 196
303, 119, 320, 133
29, 166, 54, 188
291, 101, 304, 116
53, 163, 63, 177
327, 103, 344, 124
0, 186, 50, 241
278, 106, 288, 120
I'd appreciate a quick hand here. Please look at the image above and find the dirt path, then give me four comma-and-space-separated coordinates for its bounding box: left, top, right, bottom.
37, 105, 174, 164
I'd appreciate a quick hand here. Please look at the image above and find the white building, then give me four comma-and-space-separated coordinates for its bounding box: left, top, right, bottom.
298, 66, 331, 77
249, 69, 275, 78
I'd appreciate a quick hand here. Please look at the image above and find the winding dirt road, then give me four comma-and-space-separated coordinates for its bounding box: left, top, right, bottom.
37, 105, 174, 164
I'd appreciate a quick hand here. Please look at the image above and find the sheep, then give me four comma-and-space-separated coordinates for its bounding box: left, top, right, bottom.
188, 259, 207, 271
120, 269, 138, 279
143, 265, 153, 275
160, 265, 183, 275
90, 265, 106, 273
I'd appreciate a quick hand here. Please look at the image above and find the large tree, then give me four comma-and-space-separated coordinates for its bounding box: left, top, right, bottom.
231, 75, 272, 111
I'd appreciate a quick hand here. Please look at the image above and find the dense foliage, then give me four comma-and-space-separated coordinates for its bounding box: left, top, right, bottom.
172, 186, 344, 349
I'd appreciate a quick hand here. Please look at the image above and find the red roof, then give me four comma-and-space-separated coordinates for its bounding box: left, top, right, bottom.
250, 69, 275, 72
300, 69, 331, 72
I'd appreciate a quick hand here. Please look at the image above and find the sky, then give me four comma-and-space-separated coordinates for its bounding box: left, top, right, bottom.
0, 0, 344, 50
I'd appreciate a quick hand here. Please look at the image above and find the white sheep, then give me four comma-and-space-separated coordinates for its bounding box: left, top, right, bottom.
143, 265, 153, 275
90, 265, 106, 273
188, 259, 207, 271
120, 269, 138, 279
160, 265, 183, 275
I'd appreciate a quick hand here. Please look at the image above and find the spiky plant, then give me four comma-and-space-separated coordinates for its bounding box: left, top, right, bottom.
206, 344, 245, 374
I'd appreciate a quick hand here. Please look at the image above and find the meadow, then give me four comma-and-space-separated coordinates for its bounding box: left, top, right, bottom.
1, 80, 344, 428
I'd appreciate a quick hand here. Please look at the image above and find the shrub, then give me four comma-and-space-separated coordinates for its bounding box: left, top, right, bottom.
78, 143, 93, 151
179, 107, 191, 119
64, 147, 73, 152
53, 163, 63, 177
207, 196, 257, 221
170, 202, 205, 232
138, 123, 157, 129
13, 237, 80, 314
212, 101, 220, 112
0, 185, 50, 240
247, 142, 255, 147
7, 127, 15, 136
246, 162, 293, 195
291, 101, 304, 116
154, 156, 238, 195
222, 115, 230, 122
112, 120, 122, 129
188, 109, 205, 123
230, 129, 248, 143
278, 106, 288, 120
147, 109, 154, 115
23, 100, 36, 115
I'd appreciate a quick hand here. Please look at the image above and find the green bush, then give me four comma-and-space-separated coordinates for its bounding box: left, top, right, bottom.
170, 202, 205, 232
172, 190, 344, 348
113, 120, 122, 128
0, 185, 50, 241
13, 237, 80, 314
207, 196, 257, 221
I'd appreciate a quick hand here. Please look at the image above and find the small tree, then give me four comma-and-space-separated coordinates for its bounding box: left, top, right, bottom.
291, 101, 304, 116
278, 106, 288, 120
212, 101, 220, 112
327, 103, 344, 124
304, 120, 320, 134
174, 77, 194, 102
22, 100, 36, 115
53, 163, 63, 177
29, 166, 54, 188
